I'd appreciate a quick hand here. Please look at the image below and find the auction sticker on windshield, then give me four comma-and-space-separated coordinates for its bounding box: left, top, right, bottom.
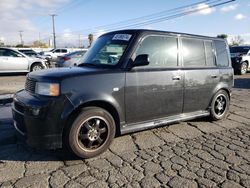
112, 34, 132, 41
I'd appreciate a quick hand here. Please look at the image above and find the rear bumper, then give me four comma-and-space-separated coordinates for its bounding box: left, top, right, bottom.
12, 90, 72, 149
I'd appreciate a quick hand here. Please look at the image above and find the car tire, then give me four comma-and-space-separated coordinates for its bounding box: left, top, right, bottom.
65, 107, 116, 159
239, 62, 248, 75
31, 63, 44, 72
210, 90, 229, 121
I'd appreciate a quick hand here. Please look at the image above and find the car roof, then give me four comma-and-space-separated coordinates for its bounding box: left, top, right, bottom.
0, 47, 28, 56
103, 29, 224, 41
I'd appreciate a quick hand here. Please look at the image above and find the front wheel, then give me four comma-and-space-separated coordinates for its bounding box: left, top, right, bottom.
210, 90, 229, 121
65, 107, 116, 159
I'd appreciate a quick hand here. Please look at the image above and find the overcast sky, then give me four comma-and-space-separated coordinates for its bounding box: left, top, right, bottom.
0, 0, 249, 47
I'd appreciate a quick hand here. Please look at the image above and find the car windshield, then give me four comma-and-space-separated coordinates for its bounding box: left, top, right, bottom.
230, 47, 250, 54
79, 33, 132, 68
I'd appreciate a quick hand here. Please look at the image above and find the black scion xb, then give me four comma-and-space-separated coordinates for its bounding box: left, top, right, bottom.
12, 29, 233, 158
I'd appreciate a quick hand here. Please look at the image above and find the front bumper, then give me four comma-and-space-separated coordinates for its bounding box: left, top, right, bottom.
12, 90, 72, 149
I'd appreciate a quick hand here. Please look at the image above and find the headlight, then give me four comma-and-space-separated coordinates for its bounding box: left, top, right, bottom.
35, 82, 60, 96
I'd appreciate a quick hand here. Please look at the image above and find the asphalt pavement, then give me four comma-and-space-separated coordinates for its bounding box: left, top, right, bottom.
0, 74, 249, 187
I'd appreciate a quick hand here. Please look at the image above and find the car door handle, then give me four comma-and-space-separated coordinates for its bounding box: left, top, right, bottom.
172, 76, 181, 80
211, 75, 218, 78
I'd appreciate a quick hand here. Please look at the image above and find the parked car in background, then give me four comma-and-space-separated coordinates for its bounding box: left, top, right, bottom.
41, 48, 70, 61
12, 29, 233, 159
56, 49, 87, 67
0, 47, 48, 73
17, 49, 51, 67
240, 50, 250, 74
18, 49, 40, 58
230, 46, 250, 75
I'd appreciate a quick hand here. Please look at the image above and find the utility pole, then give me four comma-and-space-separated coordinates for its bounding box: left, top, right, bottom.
49, 14, 57, 48
78, 34, 81, 48
38, 32, 41, 47
19, 30, 23, 45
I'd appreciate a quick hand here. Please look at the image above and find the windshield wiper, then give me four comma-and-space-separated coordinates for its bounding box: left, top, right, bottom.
78, 63, 99, 68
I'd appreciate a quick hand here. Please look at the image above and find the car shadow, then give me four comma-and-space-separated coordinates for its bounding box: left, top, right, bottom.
234, 77, 250, 89
0, 115, 214, 162
0, 142, 81, 162
0, 72, 28, 76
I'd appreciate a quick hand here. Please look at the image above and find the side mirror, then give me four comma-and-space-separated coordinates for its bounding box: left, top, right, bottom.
133, 54, 150, 67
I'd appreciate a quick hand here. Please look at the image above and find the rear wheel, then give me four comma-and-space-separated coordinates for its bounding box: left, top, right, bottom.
65, 107, 116, 158
240, 62, 248, 75
210, 90, 229, 121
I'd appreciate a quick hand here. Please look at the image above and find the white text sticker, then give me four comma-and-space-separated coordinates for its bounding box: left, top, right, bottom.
112, 34, 132, 41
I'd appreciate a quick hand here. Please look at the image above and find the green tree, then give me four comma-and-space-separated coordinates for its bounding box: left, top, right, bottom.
32, 40, 48, 48
217, 34, 228, 39
16, 44, 25, 47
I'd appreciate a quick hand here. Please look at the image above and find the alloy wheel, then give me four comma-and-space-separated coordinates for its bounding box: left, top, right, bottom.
214, 94, 227, 117
76, 116, 108, 152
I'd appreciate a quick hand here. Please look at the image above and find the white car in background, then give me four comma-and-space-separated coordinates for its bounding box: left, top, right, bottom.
241, 50, 250, 74
0, 47, 48, 73
41, 48, 70, 61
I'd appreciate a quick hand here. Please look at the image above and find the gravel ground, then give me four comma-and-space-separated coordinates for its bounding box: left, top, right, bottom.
0, 73, 249, 188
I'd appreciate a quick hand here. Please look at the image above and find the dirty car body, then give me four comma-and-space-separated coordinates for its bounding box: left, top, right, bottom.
12, 29, 233, 158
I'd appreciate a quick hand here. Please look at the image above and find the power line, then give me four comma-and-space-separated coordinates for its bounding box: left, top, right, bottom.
102, 0, 235, 31
71, 0, 213, 34
34, 0, 92, 27
26, 0, 235, 46
56, 0, 235, 36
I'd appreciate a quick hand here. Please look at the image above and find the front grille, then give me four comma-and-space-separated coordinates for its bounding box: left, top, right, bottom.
14, 102, 25, 113
25, 78, 36, 93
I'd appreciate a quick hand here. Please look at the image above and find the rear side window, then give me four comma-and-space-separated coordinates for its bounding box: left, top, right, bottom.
182, 38, 206, 67
214, 40, 229, 67
0, 49, 6, 56
204, 41, 215, 66
135, 35, 178, 68
61, 49, 67, 53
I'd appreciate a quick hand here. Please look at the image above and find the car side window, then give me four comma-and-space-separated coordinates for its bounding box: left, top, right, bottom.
214, 40, 229, 67
54, 49, 61, 53
204, 41, 215, 66
135, 35, 178, 68
61, 49, 67, 53
4, 49, 22, 57
0, 49, 6, 56
182, 38, 206, 67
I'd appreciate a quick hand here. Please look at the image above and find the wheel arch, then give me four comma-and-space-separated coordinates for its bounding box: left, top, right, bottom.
209, 86, 231, 108
63, 100, 121, 138
243, 60, 249, 67
29, 61, 43, 71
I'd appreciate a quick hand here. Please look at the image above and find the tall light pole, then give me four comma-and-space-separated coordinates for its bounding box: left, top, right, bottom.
78, 34, 81, 48
50, 14, 57, 48
19, 30, 23, 45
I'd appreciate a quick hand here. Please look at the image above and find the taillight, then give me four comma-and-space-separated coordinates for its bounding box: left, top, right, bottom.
63, 56, 70, 61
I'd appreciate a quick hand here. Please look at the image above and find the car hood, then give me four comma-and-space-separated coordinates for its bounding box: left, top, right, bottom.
28, 67, 115, 81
